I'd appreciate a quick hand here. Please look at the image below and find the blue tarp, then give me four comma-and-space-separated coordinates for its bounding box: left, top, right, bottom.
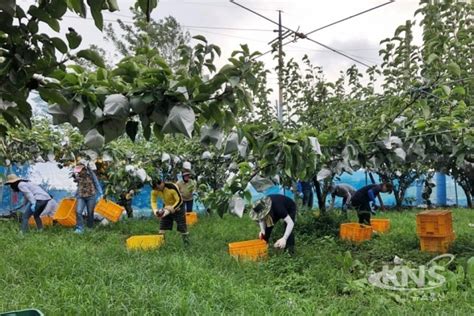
1, 166, 468, 216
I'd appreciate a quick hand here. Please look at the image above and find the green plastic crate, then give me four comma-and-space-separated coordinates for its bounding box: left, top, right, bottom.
0, 309, 44, 316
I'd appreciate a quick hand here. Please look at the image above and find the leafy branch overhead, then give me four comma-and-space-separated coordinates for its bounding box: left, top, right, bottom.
41, 38, 262, 147
0, 0, 159, 135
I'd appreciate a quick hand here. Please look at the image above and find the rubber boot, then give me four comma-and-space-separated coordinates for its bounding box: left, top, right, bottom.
182, 233, 190, 247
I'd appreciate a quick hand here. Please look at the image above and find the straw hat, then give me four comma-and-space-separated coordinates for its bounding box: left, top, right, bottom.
249, 197, 272, 221
5, 174, 21, 184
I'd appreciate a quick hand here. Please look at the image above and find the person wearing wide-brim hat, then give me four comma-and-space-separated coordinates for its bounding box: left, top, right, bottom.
4, 174, 51, 233
250, 194, 297, 255
176, 170, 196, 213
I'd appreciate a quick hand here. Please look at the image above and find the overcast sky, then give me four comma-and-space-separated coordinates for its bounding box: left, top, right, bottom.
20, 0, 424, 102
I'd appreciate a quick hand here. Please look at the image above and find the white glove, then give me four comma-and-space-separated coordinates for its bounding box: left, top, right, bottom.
161, 208, 171, 218
370, 202, 377, 215
274, 237, 287, 249
152, 208, 159, 217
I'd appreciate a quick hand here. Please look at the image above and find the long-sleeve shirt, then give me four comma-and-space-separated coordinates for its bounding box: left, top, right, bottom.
176, 179, 195, 201
74, 167, 103, 198
150, 183, 183, 211
17, 181, 51, 204
331, 184, 356, 199
352, 184, 382, 205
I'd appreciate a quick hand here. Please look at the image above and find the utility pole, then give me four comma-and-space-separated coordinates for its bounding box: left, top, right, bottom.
277, 10, 284, 123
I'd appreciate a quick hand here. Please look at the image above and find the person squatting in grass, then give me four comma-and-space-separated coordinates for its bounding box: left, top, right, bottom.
329, 183, 356, 215
250, 194, 296, 255
351, 183, 393, 225
151, 178, 189, 246
5, 174, 52, 233
72, 160, 103, 234
176, 171, 196, 213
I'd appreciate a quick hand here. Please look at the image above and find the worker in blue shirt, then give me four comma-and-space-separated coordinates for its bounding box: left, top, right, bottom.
351, 183, 393, 224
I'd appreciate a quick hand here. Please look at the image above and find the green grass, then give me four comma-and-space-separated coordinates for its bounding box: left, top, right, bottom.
0, 209, 473, 315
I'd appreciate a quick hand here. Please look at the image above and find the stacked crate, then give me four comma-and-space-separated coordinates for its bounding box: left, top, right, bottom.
416, 210, 455, 253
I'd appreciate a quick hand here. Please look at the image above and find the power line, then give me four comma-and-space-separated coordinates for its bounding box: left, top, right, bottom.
306, 1, 395, 37
185, 26, 273, 32
230, 0, 382, 67
62, 15, 273, 32
186, 29, 271, 44
257, 0, 395, 60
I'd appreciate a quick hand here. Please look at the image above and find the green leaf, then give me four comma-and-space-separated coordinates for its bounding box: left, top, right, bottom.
426, 53, 438, 65
137, 0, 157, 21
125, 121, 139, 142
66, 27, 82, 49
211, 44, 221, 57
228, 76, 240, 88
106, 0, 119, 11
38, 87, 70, 108
96, 68, 107, 80
47, 0, 68, 19
87, 0, 104, 30
451, 86, 465, 96
422, 104, 430, 119
467, 256, 474, 289
0, 0, 16, 16
2, 111, 17, 127
77, 49, 105, 68
394, 25, 406, 36
447, 62, 461, 77
67, 0, 86, 17
441, 85, 451, 97
28, 6, 60, 32
192, 35, 207, 43
51, 37, 68, 54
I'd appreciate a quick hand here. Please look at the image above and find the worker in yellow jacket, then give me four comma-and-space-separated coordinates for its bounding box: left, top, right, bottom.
150, 178, 189, 245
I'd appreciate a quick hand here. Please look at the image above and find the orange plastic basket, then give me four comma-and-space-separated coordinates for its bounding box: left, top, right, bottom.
339, 223, 373, 243
53, 198, 77, 227
186, 212, 198, 226
420, 233, 456, 253
370, 218, 391, 233
94, 199, 124, 222
416, 210, 453, 237
28, 216, 53, 227
126, 235, 164, 250
228, 239, 268, 261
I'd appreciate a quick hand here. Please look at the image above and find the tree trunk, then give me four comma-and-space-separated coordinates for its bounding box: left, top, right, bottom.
453, 174, 473, 209
312, 176, 326, 214
459, 184, 473, 208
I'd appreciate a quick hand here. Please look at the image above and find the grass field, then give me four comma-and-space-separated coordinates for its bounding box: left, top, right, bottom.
0, 209, 473, 315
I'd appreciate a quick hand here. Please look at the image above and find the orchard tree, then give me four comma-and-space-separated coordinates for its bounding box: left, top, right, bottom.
104, 6, 190, 67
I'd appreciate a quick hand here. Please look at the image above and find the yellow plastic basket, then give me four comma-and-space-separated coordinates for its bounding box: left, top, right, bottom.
28, 216, 53, 227
126, 235, 165, 250
416, 210, 453, 237
420, 233, 456, 253
228, 239, 268, 261
370, 218, 391, 233
186, 212, 198, 226
52, 198, 77, 227
95, 199, 124, 223
339, 223, 373, 243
